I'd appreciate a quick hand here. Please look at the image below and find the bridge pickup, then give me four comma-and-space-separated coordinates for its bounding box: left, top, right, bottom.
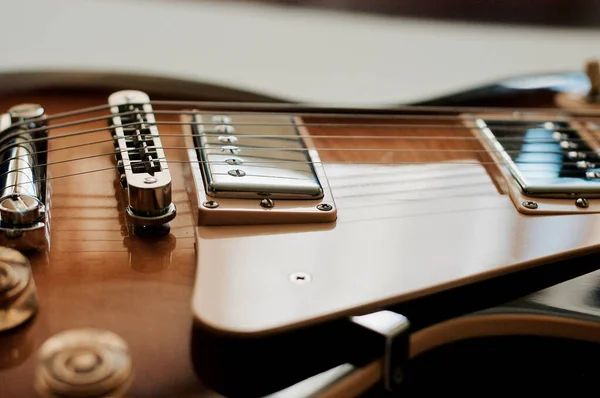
108, 90, 176, 232
182, 113, 336, 226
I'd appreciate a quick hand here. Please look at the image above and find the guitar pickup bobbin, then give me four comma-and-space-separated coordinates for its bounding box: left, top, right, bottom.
108, 90, 176, 235
0, 104, 50, 251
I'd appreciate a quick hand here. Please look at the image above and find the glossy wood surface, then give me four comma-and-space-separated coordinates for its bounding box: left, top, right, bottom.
191, 112, 600, 334
0, 92, 207, 397
1, 77, 600, 397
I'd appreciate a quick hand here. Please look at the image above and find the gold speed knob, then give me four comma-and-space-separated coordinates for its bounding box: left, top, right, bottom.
35, 328, 133, 398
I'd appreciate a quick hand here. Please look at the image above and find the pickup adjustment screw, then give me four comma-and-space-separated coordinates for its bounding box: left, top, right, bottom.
289, 272, 312, 285
522, 200, 538, 210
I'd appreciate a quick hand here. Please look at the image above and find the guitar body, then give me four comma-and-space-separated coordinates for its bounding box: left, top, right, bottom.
0, 69, 598, 397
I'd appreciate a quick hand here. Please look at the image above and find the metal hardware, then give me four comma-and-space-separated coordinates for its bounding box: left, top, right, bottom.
202, 200, 219, 209
218, 135, 238, 144
0, 104, 49, 251
475, 118, 600, 198
317, 203, 333, 211
215, 125, 235, 134
9, 103, 45, 123
260, 198, 274, 209
0, 246, 38, 332
221, 145, 241, 155
191, 113, 324, 200
576, 197, 590, 208
108, 90, 176, 234
212, 115, 232, 124
225, 158, 242, 165
35, 328, 133, 398
227, 169, 246, 177
522, 200, 538, 209
183, 113, 337, 226
125, 203, 177, 227
349, 311, 410, 394
289, 271, 311, 285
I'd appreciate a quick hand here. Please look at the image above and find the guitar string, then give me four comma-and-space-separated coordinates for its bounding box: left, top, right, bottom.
0, 116, 590, 164
0, 152, 592, 193
0, 115, 596, 175
9, 101, 600, 141
17, 97, 600, 123
0, 129, 596, 184
147, 100, 600, 117
0, 102, 598, 184
3, 110, 593, 145
0, 113, 597, 153
0, 137, 597, 178
4, 102, 600, 161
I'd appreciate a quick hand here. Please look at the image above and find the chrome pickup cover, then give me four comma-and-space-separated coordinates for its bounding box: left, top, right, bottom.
192, 113, 324, 200
475, 117, 600, 198
108, 91, 176, 229
466, 113, 600, 215
183, 113, 336, 226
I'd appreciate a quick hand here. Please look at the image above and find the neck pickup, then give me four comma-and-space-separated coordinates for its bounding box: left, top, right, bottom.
108, 91, 176, 234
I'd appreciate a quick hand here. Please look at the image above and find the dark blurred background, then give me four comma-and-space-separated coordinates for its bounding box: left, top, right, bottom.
230, 0, 600, 27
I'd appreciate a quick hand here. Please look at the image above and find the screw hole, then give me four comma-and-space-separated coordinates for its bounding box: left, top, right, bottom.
289, 272, 311, 285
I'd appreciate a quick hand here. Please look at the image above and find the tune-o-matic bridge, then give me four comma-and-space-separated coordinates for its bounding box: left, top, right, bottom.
0, 104, 49, 251
108, 90, 176, 233
182, 112, 336, 226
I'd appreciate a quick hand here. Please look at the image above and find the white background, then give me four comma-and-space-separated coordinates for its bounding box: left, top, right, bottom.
1, 0, 600, 104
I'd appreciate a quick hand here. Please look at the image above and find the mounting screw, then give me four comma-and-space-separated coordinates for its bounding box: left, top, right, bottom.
260, 198, 274, 209
576, 197, 590, 208
289, 272, 311, 285
144, 177, 157, 184
522, 200, 538, 210
202, 200, 219, 209
317, 203, 333, 211
392, 367, 404, 385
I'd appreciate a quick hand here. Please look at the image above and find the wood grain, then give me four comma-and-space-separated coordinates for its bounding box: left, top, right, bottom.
0, 92, 206, 397
2, 89, 600, 397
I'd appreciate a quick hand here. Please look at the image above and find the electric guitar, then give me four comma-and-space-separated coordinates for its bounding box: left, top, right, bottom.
1, 62, 600, 397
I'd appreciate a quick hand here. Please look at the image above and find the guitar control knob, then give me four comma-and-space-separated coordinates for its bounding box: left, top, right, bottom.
35, 328, 133, 398
0, 246, 37, 332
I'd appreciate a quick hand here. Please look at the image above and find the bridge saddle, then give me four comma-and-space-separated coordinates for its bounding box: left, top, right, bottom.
108, 90, 176, 235
0, 104, 49, 251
